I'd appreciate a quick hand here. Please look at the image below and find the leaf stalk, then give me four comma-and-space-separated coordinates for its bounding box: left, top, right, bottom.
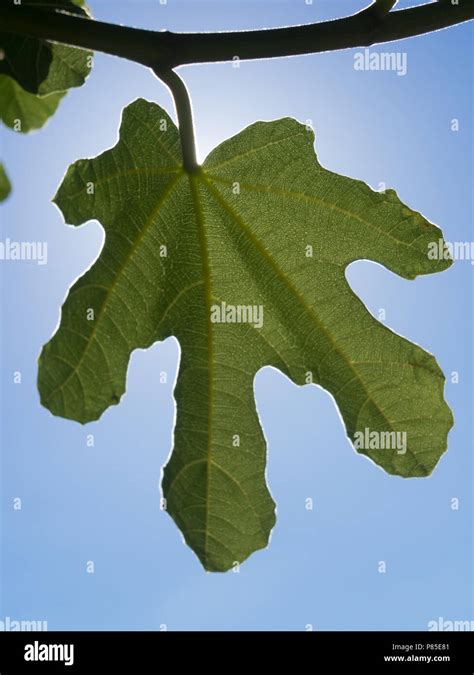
154, 68, 200, 173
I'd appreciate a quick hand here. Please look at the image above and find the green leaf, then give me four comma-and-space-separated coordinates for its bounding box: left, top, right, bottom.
0, 0, 92, 96
0, 75, 65, 132
0, 1, 92, 135
38, 99, 453, 572
0, 162, 11, 201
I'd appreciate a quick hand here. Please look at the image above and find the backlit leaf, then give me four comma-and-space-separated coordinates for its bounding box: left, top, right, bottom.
38, 99, 453, 571
0, 0, 91, 96
0, 75, 65, 132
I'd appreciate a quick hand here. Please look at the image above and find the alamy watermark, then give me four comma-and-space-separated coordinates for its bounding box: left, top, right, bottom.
354, 48, 408, 76
0, 238, 48, 265
428, 617, 474, 631
210, 301, 264, 329
0, 616, 48, 631
428, 239, 474, 264
354, 428, 407, 455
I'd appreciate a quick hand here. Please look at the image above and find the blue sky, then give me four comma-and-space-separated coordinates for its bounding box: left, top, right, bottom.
0, 1, 472, 630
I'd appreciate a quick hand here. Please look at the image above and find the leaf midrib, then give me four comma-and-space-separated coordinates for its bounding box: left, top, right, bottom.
188, 172, 214, 568
206, 175, 424, 252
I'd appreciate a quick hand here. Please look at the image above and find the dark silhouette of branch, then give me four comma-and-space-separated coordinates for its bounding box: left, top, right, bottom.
0, 1, 472, 71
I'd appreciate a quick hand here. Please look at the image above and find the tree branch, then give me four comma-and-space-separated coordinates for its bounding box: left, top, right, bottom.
0, 1, 472, 71
370, 0, 399, 20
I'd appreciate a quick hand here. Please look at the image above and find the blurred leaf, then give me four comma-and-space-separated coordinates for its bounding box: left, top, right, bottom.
0, 0, 92, 96
0, 162, 11, 201
0, 75, 65, 132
